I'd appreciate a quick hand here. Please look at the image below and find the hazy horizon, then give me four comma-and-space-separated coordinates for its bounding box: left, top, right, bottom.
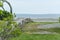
16, 14, 60, 19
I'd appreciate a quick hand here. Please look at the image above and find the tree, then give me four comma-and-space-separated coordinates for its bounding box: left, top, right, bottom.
0, 0, 21, 40
0, 1, 5, 10
0, 10, 21, 40
0, 0, 12, 13
0, 10, 13, 20
0, 21, 21, 40
0, 0, 22, 40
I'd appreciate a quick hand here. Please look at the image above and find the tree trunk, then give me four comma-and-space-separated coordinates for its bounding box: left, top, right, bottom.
2, 7, 5, 11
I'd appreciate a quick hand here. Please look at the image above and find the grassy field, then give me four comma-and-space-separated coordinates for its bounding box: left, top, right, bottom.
9, 22, 60, 40
44, 28, 60, 33
23, 22, 59, 32
24, 22, 58, 28
9, 33, 60, 40
26, 22, 58, 25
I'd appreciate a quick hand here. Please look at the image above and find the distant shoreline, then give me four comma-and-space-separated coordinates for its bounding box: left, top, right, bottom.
15, 17, 59, 23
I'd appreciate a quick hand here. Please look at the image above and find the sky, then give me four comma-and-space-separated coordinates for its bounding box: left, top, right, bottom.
1, 0, 60, 14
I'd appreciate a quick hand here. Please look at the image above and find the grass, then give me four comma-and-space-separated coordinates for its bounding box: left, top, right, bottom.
24, 22, 58, 28
23, 28, 60, 33
9, 22, 60, 40
23, 22, 59, 32
27, 22, 58, 25
9, 33, 60, 40
44, 28, 60, 33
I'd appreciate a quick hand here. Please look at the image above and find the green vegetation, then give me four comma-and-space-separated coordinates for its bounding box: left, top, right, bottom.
23, 22, 58, 31
0, 10, 13, 20
0, 11, 59, 40
9, 34, 60, 40
0, 1, 21, 40
0, 1, 3, 7
0, 10, 21, 40
0, 0, 60, 40
0, 1, 5, 10
44, 28, 60, 33
0, 0, 12, 13
0, 2, 20, 39
26, 28, 60, 33
26, 22, 58, 26
25, 22, 58, 28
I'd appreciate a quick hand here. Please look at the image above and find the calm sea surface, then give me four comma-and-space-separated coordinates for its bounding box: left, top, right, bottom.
16, 14, 60, 18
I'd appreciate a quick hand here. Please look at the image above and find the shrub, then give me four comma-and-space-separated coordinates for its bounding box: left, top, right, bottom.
0, 10, 22, 40
0, 10, 13, 21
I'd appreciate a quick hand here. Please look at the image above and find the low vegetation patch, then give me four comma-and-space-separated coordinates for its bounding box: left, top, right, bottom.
44, 28, 60, 33
9, 33, 60, 40
23, 22, 58, 32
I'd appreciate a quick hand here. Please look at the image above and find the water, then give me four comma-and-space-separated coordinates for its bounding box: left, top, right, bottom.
16, 14, 60, 18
